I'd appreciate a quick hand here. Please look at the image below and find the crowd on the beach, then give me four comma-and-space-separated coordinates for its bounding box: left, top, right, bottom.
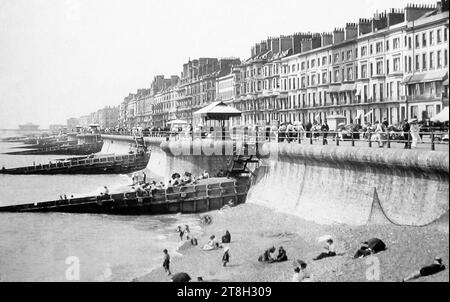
162, 228, 446, 282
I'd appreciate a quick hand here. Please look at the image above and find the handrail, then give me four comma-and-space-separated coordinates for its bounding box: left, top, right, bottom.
105, 128, 449, 151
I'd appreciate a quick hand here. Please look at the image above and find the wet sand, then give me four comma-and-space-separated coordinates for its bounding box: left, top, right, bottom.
138, 203, 449, 282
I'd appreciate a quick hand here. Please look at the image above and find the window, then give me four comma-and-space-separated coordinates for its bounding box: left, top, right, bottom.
341, 52, 345, 61
334, 69, 339, 82
437, 29, 442, 43
347, 50, 352, 60
422, 33, 427, 47
361, 64, 367, 78
429, 52, 434, 69
322, 72, 327, 84
386, 40, 390, 51
370, 63, 373, 77
415, 55, 420, 71
430, 31, 434, 45
311, 75, 316, 86
393, 38, 400, 49
445, 49, 448, 67
334, 53, 339, 63
422, 53, 427, 70
376, 61, 383, 75
361, 46, 367, 57
301, 62, 305, 70
347, 67, 353, 81
376, 42, 383, 53
445, 28, 448, 42
393, 57, 400, 72
437, 50, 442, 67
415, 34, 420, 48
370, 44, 373, 55
408, 37, 412, 49
311, 59, 315, 68
322, 56, 327, 65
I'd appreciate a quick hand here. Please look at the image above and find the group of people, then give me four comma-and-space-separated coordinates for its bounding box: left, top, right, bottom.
258, 246, 288, 263
162, 228, 445, 282
271, 121, 329, 143
362, 117, 423, 149
168, 170, 210, 189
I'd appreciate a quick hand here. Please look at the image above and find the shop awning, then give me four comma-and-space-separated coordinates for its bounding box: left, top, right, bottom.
443, 79, 449, 86
340, 83, 356, 92
431, 107, 449, 122
327, 85, 341, 93
402, 70, 448, 85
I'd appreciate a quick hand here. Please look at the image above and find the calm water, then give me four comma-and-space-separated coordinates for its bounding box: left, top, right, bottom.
0, 130, 200, 282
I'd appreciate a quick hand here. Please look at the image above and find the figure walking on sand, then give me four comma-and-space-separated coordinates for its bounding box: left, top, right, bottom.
163, 249, 171, 276
222, 246, 230, 267
176, 226, 184, 241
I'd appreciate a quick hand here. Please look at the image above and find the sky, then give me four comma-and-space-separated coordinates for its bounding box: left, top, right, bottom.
0, 0, 439, 129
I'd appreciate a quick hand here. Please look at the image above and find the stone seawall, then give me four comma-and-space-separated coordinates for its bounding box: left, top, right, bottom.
101, 135, 449, 226
248, 143, 449, 226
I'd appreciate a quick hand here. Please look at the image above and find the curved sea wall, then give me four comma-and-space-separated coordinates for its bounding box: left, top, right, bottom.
247, 143, 449, 226
101, 135, 449, 226
101, 135, 231, 180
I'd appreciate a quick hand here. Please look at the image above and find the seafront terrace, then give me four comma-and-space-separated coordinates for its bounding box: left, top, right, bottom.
103, 129, 449, 152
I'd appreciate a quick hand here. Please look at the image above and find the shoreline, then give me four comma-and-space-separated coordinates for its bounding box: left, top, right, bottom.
137, 203, 449, 282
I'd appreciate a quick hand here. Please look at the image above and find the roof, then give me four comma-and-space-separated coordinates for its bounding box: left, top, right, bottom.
193, 101, 242, 120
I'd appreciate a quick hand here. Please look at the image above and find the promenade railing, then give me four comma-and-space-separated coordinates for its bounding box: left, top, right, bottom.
103, 128, 449, 151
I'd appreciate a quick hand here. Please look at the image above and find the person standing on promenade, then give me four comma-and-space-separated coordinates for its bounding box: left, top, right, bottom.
402, 119, 410, 149
321, 121, 329, 145
403, 257, 445, 282
222, 246, 230, 267
142, 172, 146, 184
163, 249, 172, 276
410, 118, 421, 148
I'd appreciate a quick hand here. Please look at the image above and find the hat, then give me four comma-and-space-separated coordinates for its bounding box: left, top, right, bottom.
435, 256, 442, 263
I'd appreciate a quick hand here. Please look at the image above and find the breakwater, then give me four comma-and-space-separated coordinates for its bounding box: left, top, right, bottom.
102, 135, 449, 226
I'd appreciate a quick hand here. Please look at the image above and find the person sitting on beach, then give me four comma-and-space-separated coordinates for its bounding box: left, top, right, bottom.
203, 235, 219, 251
353, 238, 386, 258
221, 230, 231, 244
276, 246, 288, 262
403, 257, 446, 282
222, 246, 230, 267
258, 247, 276, 263
313, 239, 336, 261
292, 261, 313, 282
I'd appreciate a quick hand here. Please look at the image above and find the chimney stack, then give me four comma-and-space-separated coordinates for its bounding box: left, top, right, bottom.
358, 18, 372, 35
345, 23, 358, 40
387, 8, 405, 26
333, 28, 345, 44
372, 11, 388, 31
292, 32, 313, 54
404, 3, 436, 21
321, 32, 333, 47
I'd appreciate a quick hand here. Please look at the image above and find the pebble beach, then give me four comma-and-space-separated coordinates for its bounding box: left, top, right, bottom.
138, 203, 449, 282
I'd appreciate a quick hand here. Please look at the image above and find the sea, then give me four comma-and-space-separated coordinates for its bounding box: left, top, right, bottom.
0, 130, 201, 282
